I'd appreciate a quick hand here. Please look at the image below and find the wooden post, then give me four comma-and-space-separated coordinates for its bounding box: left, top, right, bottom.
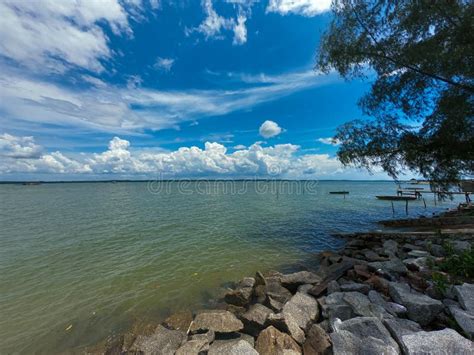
423, 198, 427, 208
391, 201, 395, 215
405, 200, 409, 215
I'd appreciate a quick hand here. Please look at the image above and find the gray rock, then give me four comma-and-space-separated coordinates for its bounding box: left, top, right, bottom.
190, 330, 215, 343
320, 292, 354, 321
429, 243, 445, 257
280, 271, 322, 289
190, 310, 244, 333
343, 291, 389, 319
255, 326, 302, 355
336, 317, 400, 353
303, 324, 331, 355
340, 282, 371, 294
175, 339, 209, 355
389, 282, 444, 325
452, 240, 472, 254
383, 240, 399, 254
407, 250, 430, 257
369, 290, 407, 316
400, 328, 473, 354
331, 330, 399, 355
208, 339, 258, 355
241, 304, 273, 336
327, 280, 340, 294
266, 313, 305, 345
282, 292, 319, 331
383, 318, 422, 347
255, 271, 266, 286
297, 283, 313, 294
129, 325, 186, 355
403, 257, 428, 272
225, 277, 255, 306
449, 305, 474, 338
215, 332, 255, 347
364, 250, 386, 262
454, 283, 474, 312
266, 296, 284, 312
368, 259, 408, 275
163, 310, 193, 331
256, 278, 293, 305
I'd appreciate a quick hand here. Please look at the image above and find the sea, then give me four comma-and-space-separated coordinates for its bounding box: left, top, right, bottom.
0, 180, 464, 353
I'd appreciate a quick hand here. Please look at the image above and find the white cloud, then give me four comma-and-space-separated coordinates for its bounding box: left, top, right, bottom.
233, 15, 248, 45
259, 120, 283, 138
266, 0, 332, 16
0, 134, 350, 178
189, 0, 249, 45
0, 133, 42, 159
0, 0, 131, 73
317, 137, 340, 146
0, 68, 339, 134
233, 144, 247, 150
154, 57, 175, 71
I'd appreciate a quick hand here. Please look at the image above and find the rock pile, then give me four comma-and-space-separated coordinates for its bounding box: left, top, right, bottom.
97, 233, 473, 354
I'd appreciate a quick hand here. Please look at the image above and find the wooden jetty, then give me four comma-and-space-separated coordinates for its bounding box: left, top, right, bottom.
376, 195, 417, 201
329, 191, 349, 194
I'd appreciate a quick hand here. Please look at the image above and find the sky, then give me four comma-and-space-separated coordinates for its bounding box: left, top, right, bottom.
0, 0, 392, 180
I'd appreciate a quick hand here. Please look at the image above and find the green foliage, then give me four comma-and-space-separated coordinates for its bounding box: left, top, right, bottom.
317, 0, 474, 183
432, 271, 449, 293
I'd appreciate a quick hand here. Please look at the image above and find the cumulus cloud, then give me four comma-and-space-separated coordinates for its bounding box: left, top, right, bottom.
317, 137, 341, 146
0, 133, 42, 159
266, 0, 332, 16
0, 0, 131, 73
0, 133, 348, 178
259, 120, 283, 138
154, 57, 175, 71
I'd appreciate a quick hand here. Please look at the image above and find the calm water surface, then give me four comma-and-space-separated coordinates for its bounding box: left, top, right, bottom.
0, 181, 463, 353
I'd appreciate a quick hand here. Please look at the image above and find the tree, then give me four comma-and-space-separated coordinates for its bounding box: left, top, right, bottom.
317, 0, 474, 184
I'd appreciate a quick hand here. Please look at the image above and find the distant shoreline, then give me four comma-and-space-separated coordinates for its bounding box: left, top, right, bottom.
0, 179, 403, 184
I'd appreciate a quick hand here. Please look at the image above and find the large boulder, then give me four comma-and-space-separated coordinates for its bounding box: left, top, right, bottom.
454, 283, 474, 312
400, 328, 473, 354
383, 240, 399, 254
336, 317, 400, 353
280, 271, 322, 291
208, 339, 258, 355
302, 324, 331, 355
266, 313, 305, 345
342, 291, 389, 319
255, 326, 302, 355
129, 325, 186, 355
282, 292, 319, 331
320, 292, 354, 321
331, 330, 399, 355
389, 282, 444, 325
255, 277, 292, 305
224, 277, 255, 306
240, 303, 273, 336
369, 290, 407, 317
449, 305, 474, 338
162, 310, 193, 331
368, 259, 408, 276
175, 339, 209, 355
383, 318, 422, 347
189, 310, 243, 334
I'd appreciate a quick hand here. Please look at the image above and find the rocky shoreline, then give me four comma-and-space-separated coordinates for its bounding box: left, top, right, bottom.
90, 208, 474, 354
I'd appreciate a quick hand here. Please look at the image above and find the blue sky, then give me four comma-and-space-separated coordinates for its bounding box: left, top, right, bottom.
0, 0, 389, 180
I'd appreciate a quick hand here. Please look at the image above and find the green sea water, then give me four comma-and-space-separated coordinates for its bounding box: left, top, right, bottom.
0, 181, 463, 353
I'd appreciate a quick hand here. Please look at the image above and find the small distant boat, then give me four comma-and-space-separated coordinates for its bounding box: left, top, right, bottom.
329, 191, 349, 195
22, 182, 41, 186
376, 195, 417, 201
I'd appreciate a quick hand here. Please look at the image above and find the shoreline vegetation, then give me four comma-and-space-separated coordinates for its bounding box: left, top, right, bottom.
86, 204, 474, 354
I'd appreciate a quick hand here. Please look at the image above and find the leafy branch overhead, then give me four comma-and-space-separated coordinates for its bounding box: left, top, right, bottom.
317, 0, 474, 182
